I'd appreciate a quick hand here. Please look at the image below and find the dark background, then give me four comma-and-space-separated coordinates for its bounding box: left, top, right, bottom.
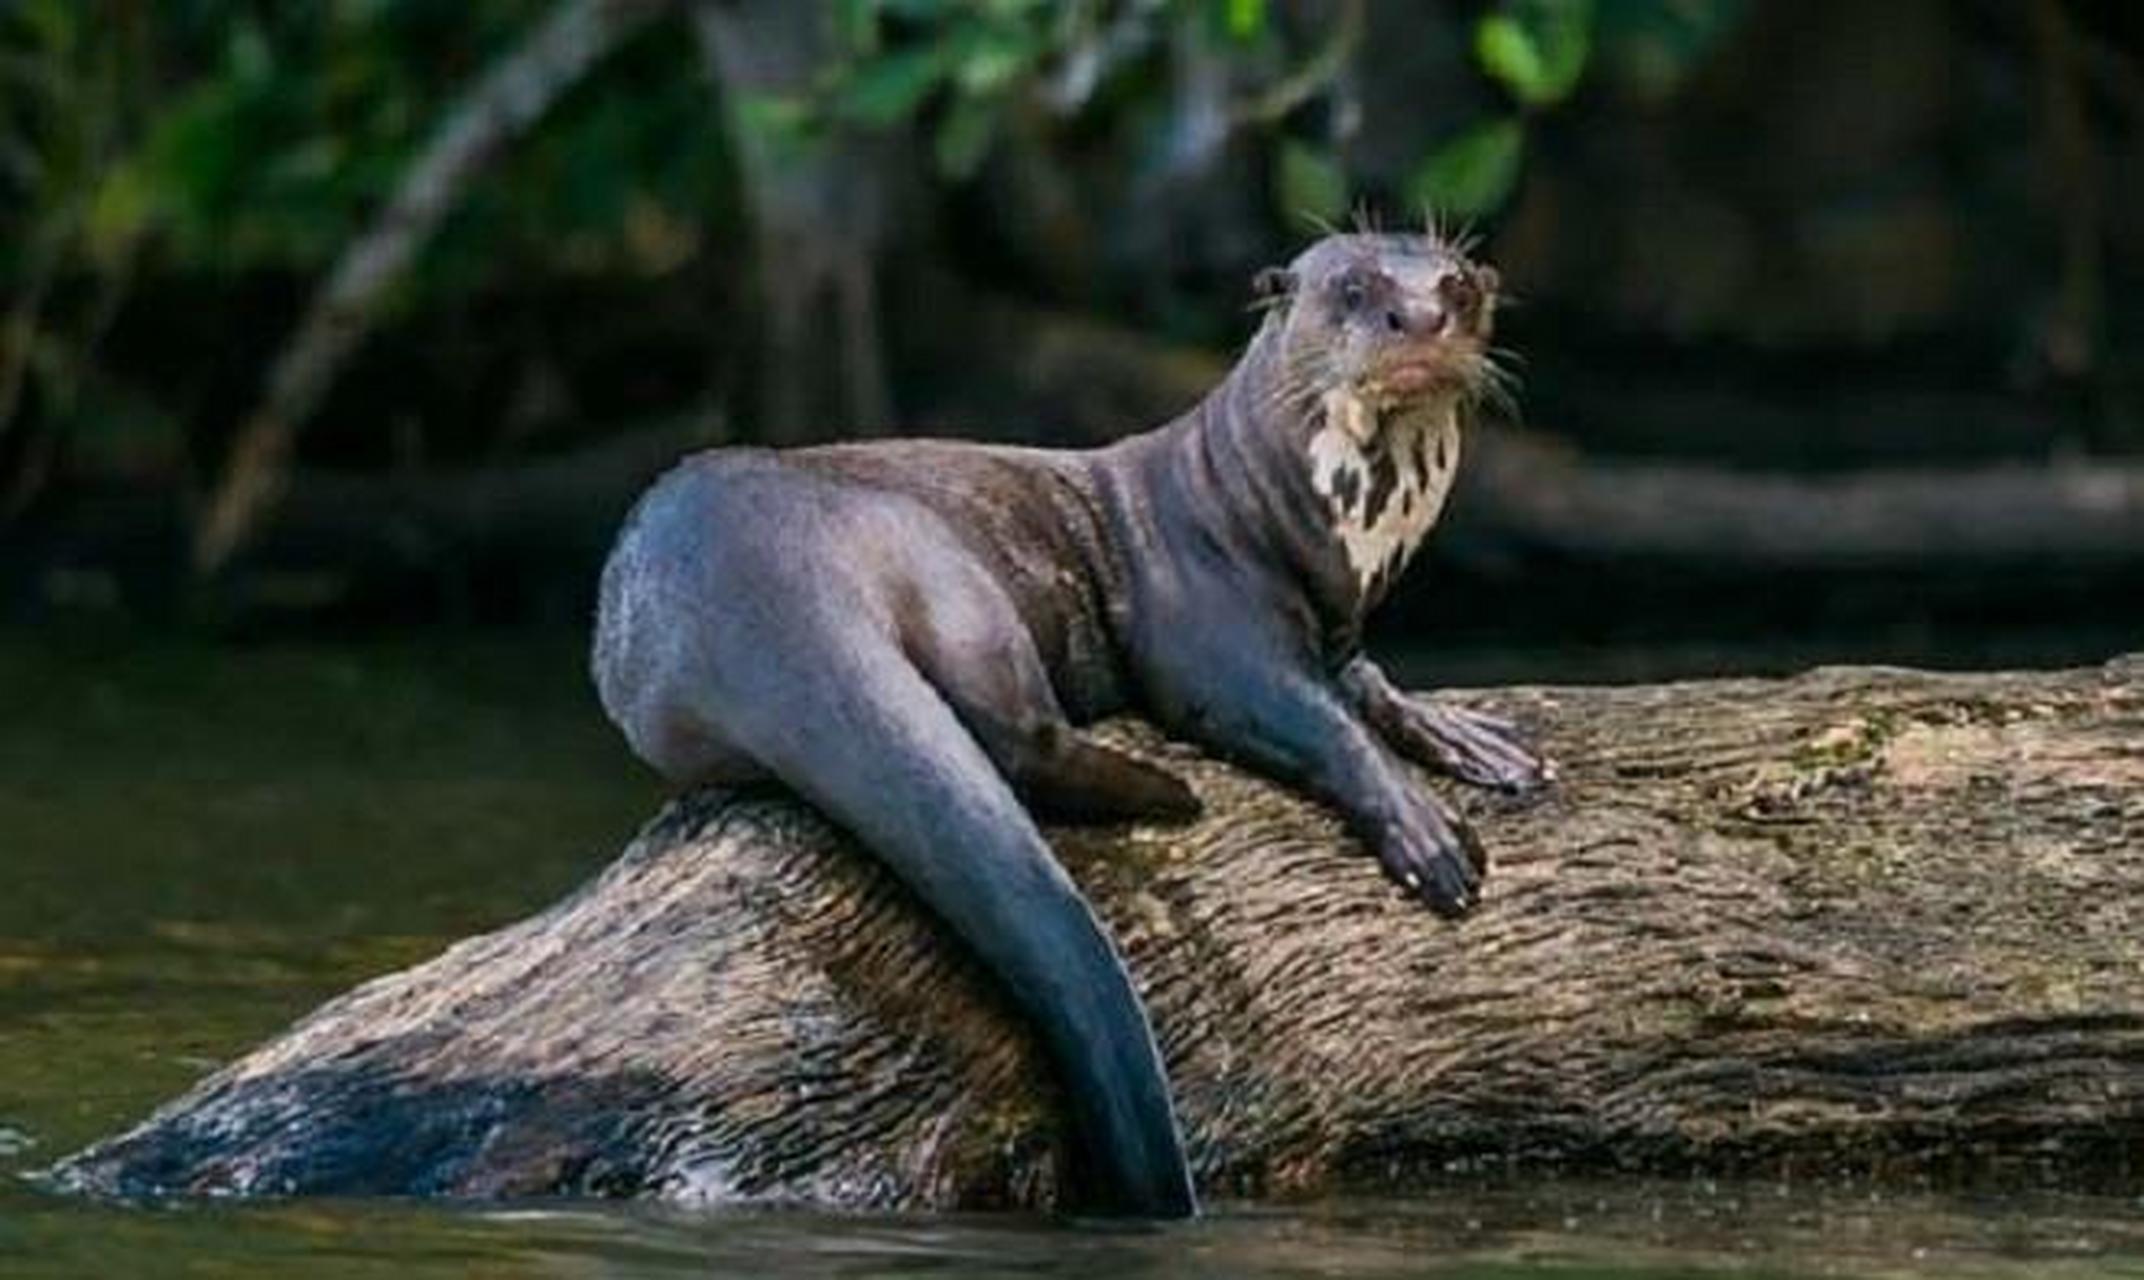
5, 0, 2143, 677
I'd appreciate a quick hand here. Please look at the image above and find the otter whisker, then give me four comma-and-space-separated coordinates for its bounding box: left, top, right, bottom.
1476, 378, 1518, 423
1265, 372, 1335, 423
1449, 219, 1483, 260
1480, 344, 1521, 379
1254, 365, 1311, 409
1417, 208, 1481, 260
1299, 209, 1343, 238
1260, 372, 1331, 421
1420, 205, 1447, 253
1469, 357, 1521, 423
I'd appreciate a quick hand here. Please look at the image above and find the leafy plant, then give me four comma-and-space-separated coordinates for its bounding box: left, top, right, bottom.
1409, 118, 1526, 223
1413, 0, 1746, 219
1409, 0, 1588, 219
1, 0, 162, 495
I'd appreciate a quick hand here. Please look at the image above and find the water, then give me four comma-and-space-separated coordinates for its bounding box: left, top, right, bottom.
3, 1182, 2141, 1280
2, 630, 2141, 1278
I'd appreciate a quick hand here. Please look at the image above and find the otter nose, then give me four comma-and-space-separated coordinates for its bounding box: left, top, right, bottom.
1382, 299, 1453, 338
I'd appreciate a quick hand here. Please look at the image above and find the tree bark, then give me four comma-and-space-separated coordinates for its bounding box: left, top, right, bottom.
51, 656, 2144, 1208
685, 0, 902, 444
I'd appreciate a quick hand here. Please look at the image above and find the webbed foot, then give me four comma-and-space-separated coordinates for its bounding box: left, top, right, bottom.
1383, 697, 1555, 797
1344, 658, 1553, 796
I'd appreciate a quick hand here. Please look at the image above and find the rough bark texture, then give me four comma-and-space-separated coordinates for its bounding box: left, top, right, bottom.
53, 657, 2144, 1208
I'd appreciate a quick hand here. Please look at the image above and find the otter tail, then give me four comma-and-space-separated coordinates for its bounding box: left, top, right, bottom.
730, 647, 1197, 1217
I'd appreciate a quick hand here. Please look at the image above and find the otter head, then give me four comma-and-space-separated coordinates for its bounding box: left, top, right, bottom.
1249, 231, 1504, 601
1252, 231, 1502, 437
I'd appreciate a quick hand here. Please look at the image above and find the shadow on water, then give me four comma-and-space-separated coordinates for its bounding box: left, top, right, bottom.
1, 626, 2140, 1277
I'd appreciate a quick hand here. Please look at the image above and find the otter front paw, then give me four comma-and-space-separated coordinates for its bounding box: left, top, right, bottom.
1373, 794, 1486, 917
1388, 699, 1554, 797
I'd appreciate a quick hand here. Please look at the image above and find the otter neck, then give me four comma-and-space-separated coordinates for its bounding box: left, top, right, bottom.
1110, 322, 1465, 643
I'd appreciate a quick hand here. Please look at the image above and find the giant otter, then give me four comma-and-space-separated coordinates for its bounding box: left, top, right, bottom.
591, 230, 1550, 1217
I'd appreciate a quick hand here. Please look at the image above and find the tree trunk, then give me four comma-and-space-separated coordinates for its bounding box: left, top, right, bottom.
50, 657, 2144, 1208
687, 0, 900, 444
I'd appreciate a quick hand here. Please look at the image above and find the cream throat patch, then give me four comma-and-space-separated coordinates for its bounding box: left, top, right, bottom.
1305, 389, 1461, 595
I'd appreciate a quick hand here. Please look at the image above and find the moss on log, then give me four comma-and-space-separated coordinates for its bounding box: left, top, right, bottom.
53, 657, 2144, 1208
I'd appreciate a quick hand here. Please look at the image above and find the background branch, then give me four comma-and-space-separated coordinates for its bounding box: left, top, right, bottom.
189, 0, 674, 577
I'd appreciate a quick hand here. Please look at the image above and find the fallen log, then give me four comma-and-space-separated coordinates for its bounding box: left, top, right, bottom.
1459, 432, 2144, 569
52, 656, 2144, 1208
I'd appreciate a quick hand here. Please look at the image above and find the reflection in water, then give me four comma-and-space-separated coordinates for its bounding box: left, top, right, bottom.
5, 1183, 2144, 1278
2, 632, 2140, 1277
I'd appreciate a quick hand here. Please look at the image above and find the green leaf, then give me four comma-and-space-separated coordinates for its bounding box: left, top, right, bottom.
838, 43, 951, 126
734, 93, 820, 165
1273, 138, 1348, 224
226, 18, 274, 85
1475, 0, 1593, 108
1407, 117, 1525, 218
84, 157, 153, 265
948, 23, 1042, 95
934, 91, 999, 179
1226, 0, 1269, 40
139, 81, 246, 247
1475, 17, 1546, 101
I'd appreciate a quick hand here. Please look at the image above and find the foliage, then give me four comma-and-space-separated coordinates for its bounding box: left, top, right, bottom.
1476, 0, 1593, 109
0, 0, 1759, 303
1409, 118, 1526, 224
0, 1, 729, 481
777, 0, 1099, 181
0, 0, 1755, 505
1411, 0, 1746, 218
797, 0, 1747, 220
1, 0, 156, 488
5, 0, 728, 282
0, 0, 1754, 323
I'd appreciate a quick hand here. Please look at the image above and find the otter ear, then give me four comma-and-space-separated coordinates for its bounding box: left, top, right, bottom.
1251, 266, 1296, 303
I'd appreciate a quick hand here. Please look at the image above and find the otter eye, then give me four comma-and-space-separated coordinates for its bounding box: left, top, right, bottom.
1339, 279, 1368, 312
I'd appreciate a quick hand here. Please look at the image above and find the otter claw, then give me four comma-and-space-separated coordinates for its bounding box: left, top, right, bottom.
1422, 865, 1475, 918
1375, 803, 1481, 917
